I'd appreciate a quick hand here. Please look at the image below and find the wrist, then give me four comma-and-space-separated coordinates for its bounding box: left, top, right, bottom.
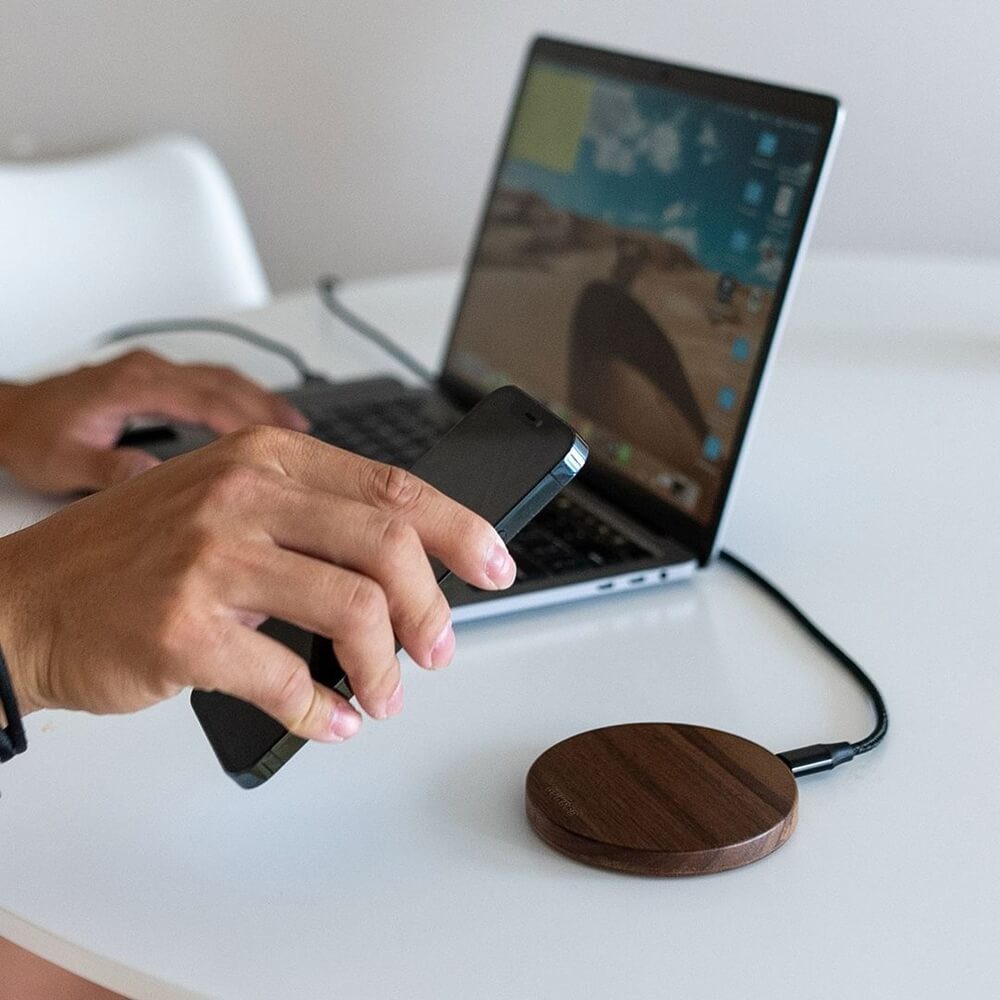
0, 532, 47, 715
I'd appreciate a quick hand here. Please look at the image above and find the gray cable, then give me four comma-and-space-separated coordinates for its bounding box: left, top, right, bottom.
317, 276, 435, 384
101, 318, 318, 383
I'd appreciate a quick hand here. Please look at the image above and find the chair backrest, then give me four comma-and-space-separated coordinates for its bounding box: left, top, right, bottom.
0, 134, 270, 377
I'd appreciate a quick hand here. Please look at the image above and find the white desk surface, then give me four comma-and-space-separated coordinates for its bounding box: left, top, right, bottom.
1, 252, 998, 999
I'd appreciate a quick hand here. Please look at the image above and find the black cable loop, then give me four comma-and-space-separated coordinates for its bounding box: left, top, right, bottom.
718, 550, 888, 756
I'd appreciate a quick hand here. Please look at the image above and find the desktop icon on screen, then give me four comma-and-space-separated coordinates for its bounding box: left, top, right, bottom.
773, 184, 795, 217
729, 230, 750, 253
731, 336, 750, 362
717, 387, 737, 411
742, 179, 764, 206
756, 131, 778, 157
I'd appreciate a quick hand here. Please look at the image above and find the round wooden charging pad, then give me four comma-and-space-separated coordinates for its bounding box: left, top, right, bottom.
526, 723, 798, 876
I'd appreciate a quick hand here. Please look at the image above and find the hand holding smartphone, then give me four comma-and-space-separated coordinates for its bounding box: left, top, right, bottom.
192, 386, 587, 786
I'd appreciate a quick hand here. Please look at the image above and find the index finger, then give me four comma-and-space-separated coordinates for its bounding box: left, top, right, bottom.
266, 434, 516, 591
181, 364, 310, 431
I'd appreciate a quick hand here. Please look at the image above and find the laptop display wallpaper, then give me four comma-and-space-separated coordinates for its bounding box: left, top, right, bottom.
449, 59, 822, 525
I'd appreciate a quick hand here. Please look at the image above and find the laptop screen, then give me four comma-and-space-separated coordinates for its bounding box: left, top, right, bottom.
443, 38, 838, 555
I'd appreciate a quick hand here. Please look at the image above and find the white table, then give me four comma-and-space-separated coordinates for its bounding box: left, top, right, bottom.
2, 254, 998, 999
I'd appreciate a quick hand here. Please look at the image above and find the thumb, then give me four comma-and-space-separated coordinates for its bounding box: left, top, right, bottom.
72, 445, 161, 490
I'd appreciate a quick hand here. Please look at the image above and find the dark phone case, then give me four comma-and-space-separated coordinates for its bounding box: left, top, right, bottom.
191, 386, 587, 787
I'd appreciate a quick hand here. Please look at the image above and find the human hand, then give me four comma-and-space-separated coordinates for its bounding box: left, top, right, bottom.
0, 427, 516, 742
0, 349, 309, 494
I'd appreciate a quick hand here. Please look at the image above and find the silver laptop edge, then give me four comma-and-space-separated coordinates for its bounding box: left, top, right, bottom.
708, 103, 846, 562
452, 558, 698, 624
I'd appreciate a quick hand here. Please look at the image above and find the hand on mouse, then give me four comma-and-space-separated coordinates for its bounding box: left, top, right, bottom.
0, 427, 516, 740
0, 349, 309, 494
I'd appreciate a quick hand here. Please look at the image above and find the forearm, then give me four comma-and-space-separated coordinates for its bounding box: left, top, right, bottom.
0, 382, 24, 469
0, 385, 40, 720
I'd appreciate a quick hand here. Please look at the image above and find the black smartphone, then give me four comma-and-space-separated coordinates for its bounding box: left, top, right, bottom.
191, 385, 588, 787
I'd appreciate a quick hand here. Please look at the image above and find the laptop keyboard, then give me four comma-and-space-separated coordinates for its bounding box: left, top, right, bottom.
308, 396, 653, 583
511, 495, 651, 581
310, 397, 441, 467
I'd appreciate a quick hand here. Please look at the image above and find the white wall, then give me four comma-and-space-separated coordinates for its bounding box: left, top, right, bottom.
3, 0, 997, 291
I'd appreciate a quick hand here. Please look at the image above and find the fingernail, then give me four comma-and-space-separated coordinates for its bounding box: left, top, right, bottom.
429, 620, 455, 669
287, 408, 311, 431
384, 680, 404, 718
328, 702, 362, 741
485, 540, 516, 589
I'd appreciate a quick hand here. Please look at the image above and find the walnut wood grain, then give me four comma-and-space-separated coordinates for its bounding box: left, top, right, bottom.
525, 723, 798, 876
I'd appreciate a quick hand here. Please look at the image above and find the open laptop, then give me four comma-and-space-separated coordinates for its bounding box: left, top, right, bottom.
145, 37, 842, 622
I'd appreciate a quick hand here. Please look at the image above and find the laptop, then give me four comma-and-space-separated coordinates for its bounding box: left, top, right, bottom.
147, 37, 842, 623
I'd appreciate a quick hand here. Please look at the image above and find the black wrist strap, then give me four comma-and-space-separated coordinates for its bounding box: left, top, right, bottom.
0, 642, 27, 762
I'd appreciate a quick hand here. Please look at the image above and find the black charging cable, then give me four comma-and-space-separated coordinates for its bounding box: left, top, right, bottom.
317, 275, 889, 778
718, 551, 888, 774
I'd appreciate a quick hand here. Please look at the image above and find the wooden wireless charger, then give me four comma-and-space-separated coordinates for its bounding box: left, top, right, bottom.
525, 723, 798, 876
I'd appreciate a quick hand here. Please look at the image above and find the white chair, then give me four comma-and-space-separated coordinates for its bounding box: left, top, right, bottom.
0, 134, 270, 378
